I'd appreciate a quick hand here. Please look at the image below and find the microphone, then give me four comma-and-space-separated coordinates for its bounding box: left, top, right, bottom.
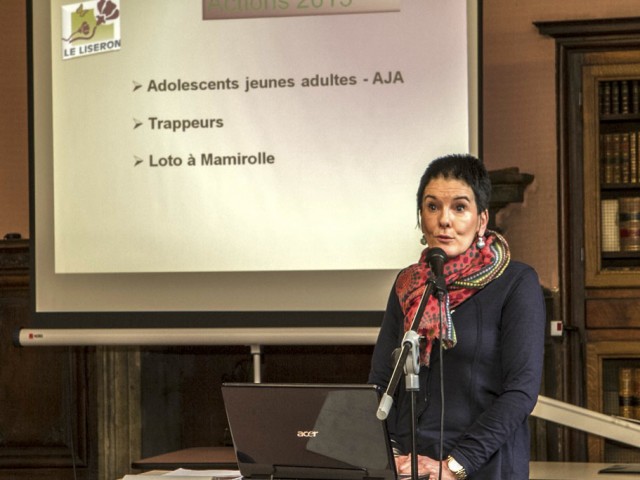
391, 347, 401, 366
426, 247, 447, 278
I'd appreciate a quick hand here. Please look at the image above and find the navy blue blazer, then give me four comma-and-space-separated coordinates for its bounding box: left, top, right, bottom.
369, 261, 546, 480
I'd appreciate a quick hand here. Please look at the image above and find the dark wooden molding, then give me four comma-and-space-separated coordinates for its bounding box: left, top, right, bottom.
487, 167, 534, 232
535, 17, 640, 39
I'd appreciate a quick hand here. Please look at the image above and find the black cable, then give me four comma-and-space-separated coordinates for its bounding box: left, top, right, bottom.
67, 347, 78, 480
438, 300, 445, 480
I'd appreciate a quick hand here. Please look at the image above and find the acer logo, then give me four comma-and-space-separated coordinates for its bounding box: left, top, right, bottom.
297, 431, 319, 437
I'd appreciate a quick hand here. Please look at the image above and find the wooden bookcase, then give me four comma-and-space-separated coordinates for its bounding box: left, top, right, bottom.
536, 18, 640, 461
582, 59, 640, 463
583, 63, 640, 287
586, 342, 640, 462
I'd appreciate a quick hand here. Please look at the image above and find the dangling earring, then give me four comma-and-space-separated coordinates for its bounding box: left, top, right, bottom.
476, 233, 485, 249
420, 235, 428, 246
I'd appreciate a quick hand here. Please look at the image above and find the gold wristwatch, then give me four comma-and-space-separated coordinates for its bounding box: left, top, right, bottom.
446, 456, 468, 480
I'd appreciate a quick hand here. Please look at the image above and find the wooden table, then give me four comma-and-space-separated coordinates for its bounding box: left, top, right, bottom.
129, 451, 640, 480
530, 461, 640, 479
132, 447, 237, 470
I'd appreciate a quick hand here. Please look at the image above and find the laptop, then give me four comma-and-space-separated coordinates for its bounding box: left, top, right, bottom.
221, 383, 398, 480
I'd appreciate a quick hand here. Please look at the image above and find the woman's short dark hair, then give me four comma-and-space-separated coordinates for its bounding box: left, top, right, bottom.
417, 153, 491, 215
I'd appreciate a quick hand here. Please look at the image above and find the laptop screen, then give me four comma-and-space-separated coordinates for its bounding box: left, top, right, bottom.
221, 383, 397, 480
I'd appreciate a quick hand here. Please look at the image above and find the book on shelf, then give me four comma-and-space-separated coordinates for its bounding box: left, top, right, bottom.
620, 367, 640, 421
601, 134, 613, 184
598, 79, 640, 116
612, 133, 622, 184
611, 81, 620, 115
631, 131, 638, 183
600, 133, 615, 184
621, 132, 630, 183
601, 81, 611, 115
619, 197, 640, 252
619, 367, 633, 419
621, 80, 630, 114
601, 199, 620, 252
600, 131, 640, 185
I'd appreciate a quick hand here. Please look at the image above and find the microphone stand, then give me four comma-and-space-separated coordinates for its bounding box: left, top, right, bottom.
376, 273, 442, 480
433, 276, 447, 480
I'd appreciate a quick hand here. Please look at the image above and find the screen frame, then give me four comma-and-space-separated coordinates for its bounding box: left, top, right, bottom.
25, 0, 482, 340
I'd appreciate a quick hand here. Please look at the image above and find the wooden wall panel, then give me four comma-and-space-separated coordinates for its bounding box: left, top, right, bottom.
0, 240, 97, 479
0, 0, 29, 238
586, 299, 640, 329
138, 345, 374, 459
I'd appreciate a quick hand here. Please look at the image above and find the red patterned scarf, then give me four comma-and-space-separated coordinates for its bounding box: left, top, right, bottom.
395, 230, 510, 366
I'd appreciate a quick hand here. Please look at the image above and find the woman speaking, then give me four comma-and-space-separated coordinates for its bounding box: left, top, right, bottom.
369, 154, 545, 479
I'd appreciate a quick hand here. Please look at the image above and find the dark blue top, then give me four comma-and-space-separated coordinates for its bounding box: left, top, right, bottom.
369, 261, 546, 480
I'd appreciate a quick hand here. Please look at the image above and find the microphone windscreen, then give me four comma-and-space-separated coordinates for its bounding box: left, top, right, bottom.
426, 247, 447, 278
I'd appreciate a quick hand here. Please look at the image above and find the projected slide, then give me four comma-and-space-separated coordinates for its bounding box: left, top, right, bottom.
50, 0, 469, 274
31, 0, 473, 321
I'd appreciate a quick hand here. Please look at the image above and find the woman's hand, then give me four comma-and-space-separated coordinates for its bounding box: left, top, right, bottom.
395, 454, 457, 479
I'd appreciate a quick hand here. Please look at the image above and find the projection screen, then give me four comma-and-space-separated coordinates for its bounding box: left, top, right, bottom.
23, 0, 480, 345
